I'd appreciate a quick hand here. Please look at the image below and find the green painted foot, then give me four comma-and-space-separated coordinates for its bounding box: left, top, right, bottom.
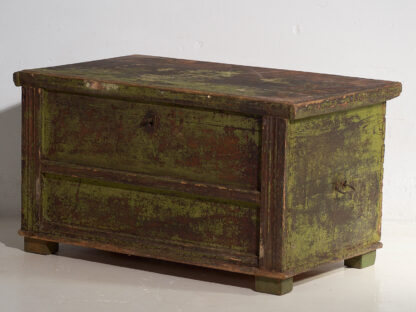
255, 276, 293, 295
345, 250, 376, 269
24, 237, 59, 255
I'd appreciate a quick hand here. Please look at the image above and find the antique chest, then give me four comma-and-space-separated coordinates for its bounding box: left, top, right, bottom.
13, 55, 401, 295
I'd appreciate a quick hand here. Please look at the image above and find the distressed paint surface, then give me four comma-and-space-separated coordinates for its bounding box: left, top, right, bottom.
21, 86, 42, 233
15, 57, 402, 294
14, 55, 402, 120
259, 116, 287, 271
42, 91, 261, 190
41, 174, 259, 254
40, 160, 260, 204
283, 103, 386, 272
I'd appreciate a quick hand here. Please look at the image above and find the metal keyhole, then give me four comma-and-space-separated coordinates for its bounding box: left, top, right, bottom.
140, 111, 158, 134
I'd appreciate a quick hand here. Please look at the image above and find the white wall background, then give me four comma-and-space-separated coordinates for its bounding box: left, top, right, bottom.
0, 0, 414, 222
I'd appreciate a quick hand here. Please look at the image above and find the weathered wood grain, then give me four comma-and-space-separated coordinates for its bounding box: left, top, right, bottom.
41, 173, 259, 255
282, 103, 386, 273
42, 91, 261, 190
13, 55, 402, 120
259, 116, 287, 271
18, 228, 381, 280
41, 160, 260, 204
21, 86, 42, 233
19, 229, 289, 278
15, 56, 401, 295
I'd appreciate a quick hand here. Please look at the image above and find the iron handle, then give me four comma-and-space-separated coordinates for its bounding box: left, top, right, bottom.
335, 180, 356, 194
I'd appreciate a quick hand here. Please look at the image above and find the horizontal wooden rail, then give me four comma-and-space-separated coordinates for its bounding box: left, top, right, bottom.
40, 160, 261, 204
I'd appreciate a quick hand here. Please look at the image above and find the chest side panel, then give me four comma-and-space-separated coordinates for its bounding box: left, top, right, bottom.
283, 103, 386, 272
41, 91, 261, 190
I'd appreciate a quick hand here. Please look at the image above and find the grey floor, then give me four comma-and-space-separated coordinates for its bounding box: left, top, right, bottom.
1, 216, 415, 312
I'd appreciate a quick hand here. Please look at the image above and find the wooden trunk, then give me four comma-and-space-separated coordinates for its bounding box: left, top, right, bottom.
14, 55, 401, 295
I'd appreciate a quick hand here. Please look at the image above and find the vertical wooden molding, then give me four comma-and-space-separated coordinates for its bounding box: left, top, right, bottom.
21, 86, 30, 231
259, 116, 287, 272
21, 86, 42, 232
377, 102, 387, 239
34, 87, 42, 231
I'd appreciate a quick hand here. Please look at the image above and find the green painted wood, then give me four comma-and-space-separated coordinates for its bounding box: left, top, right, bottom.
21, 87, 33, 232
345, 251, 376, 269
255, 276, 293, 295
15, 56, 402, 294
41, 174, 259, 254
282, 103, 386, 273
24, 237, 59, 255
21, 86, 42, 233
41, 91, 261, 190
13, 55, 402, 120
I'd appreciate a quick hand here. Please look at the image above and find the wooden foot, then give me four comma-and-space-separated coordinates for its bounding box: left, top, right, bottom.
345, 250, 376, 269
255, 276, 293, 295
24, 237, 59, 255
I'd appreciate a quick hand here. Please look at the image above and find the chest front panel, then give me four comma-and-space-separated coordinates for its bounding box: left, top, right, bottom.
22, 87, 261, 268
